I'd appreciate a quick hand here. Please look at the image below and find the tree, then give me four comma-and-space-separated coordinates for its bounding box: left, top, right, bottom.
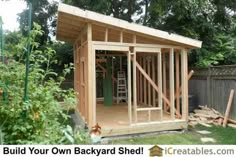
18, 0, 58, 45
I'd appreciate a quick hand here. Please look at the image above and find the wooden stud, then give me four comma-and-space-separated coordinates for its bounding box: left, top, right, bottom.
120, 31, 123, 43
152, 56, 156, 106
105, 28, 108, 42
148, 59, 151, 106
158, 52, 163, 121
127, 51, 132, 125
223, 90, 235, 127
140, 57, 143, 104
143, 57, 147, 105
169, 48, 175, 120
133, 51, 137, 123
181, 49, 188, 120
175, 52, 180, 114
162, 53, 167, 112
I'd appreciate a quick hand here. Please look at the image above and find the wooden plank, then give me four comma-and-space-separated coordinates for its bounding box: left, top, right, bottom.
143, 57, 147, 105
133, 51, 137, 123
135, 47, 161, 53
162, 53, 167, 112
148, 110, 151, 122
92, 44, 130, 51
140, 57, 143, 104
127, 51, 132, 125
175, 52, 180, 114
148, 59, 151, 106
152, 57, 156, 106
158, 52, 163, 120
87, 23, 95, 126
181, 49, 188, 120
96, 53, 126, 57
169, 49, 175, 120
223, 90, 235, 127
137, 56, 140, 104
120, 31, 123, 43
101, 120, 187, 137
105, 28, 108, 41
92, 41, 186, 50
137, 107, 161, 111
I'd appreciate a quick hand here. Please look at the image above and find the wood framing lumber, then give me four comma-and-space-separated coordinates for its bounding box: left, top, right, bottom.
143, 57, 147, 105
175, 52, 180, 114
58, 3, 202, 48
169, 49, 175, 120
162, 53, 167, 112
132, 52, 137, 123
135, 60, 181, 117
223, 90, 235, 127
96, 62, 118, 82
127, 51, 132, 125
158, 52, 163, 120
181, 49, 188, 120
152, 57, 156, 106
148, 60, 151, 106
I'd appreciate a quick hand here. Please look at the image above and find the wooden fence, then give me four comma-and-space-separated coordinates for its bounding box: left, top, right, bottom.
189, 65, 236, 119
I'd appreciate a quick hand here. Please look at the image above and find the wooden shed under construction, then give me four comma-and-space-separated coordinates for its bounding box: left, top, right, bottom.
56, 3, 202, 136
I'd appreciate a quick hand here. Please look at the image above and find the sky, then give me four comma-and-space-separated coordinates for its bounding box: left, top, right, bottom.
0, 0, 27, 31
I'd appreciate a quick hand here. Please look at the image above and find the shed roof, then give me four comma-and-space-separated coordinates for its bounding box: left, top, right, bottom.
56, 3, 202, 49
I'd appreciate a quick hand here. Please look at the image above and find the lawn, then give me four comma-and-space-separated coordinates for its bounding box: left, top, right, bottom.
110, 125, 236, 144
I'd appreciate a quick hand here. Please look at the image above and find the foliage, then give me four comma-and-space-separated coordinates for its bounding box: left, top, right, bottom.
59, 125, 90, 144
0, 23, 90, 144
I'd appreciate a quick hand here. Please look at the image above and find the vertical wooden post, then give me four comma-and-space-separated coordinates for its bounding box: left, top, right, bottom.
112, 58, 114, 101
105, 28, 108, 42
120, 31, 123, 43
133, 50, 137, 123
169, 48, 175, 120
143, 56, 147, 105
148, 59, 151, 106
87, 23, 96, 126
127, 51, 132, 125
162, 53, 167, 112
152, 56, 156, 106
181, 49, 188, 120
158, 52, 162, 120
140, 57, 143, 104
175, 52, 180, 114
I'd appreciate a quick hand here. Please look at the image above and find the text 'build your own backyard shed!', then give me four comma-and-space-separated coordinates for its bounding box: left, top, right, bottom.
56, 3, 202, 136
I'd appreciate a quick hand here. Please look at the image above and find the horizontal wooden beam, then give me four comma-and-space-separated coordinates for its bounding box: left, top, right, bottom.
96, 59, 106, 63
96, 54, 126, 57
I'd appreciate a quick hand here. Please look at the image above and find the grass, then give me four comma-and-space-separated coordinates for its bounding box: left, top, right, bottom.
110, 125, 236, 144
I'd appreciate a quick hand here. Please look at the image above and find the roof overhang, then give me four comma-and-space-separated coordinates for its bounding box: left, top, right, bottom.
56, 3, 202, 49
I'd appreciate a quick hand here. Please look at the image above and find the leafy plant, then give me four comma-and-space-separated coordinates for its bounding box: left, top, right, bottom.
0, 23, 82, 144
59, 125, 90, 144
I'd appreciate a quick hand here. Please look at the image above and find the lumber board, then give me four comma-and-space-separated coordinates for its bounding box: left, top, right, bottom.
181, 49, 188, 120
158, 52, 163, 120
132, 52, 137, 123
223, 90, 235, 127
152, 57, 156, 106
143, 57, 147, 105
169, 49, 175, 120
148, 60, 151, 106
175, 52, 180, 113
162, 53, 167, 112
127, 51, 132, 125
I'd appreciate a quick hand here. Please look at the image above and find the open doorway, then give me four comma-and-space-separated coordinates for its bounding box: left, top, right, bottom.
95, 51, 130, 129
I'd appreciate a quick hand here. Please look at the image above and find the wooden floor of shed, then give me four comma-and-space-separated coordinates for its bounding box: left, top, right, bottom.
96, 101, 187, 136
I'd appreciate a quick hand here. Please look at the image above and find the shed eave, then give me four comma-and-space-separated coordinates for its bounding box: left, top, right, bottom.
56, 3, 202, 49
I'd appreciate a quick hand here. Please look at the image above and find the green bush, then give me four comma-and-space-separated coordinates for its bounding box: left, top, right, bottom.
0, 23, 88, 144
